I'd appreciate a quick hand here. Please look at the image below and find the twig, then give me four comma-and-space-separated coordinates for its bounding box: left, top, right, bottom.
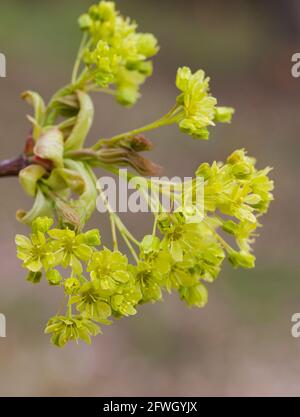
0, 155, 30, 177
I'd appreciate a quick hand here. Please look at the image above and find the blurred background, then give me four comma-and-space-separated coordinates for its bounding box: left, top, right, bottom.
0, 0, 300, 396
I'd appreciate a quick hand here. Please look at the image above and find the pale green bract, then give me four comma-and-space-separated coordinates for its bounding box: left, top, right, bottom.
12, 1, 274, 347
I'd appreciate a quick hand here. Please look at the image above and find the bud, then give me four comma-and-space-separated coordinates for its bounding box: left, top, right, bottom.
123, 135, 153, 152
78, 13, 93, 30
26, 271, 42, 284
157, 213, 175, 234
196, 163, 211, 180
126, 151, 162, 176
46, 270, 62, 286
228, 249, 255, 269
24, 135, 35, 155
214, 107, 235, 123
222, 220, 237, 236
179, 283, 208, 308
64, 278, 81, 295
32, 216, 54, 234
55, 198, 81, 230
141, 235, 160, 254
81, 229, 101, 246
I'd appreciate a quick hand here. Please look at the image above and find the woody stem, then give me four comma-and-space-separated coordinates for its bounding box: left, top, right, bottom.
0, 155, 30, 177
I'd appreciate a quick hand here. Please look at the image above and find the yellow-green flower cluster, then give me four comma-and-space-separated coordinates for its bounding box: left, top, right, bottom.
175, 66, 234, 139
15, 146, 273, 347
79, 1, 159, 105
198, 148, 274, 267
45, 316, 101, 347
12, 1, 274, 348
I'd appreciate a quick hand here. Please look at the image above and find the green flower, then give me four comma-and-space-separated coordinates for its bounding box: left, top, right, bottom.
249, 168, 274, 213
197, 149, 273, 223
167, 239, 224, 293
48, 228, 99, 275
222, 219, 258, 252
15, 232, 54, 272
115, 67, 147, 106
84, 40, 121, 87
214, 106, 235, 123
71, 282, 112, 322
64, 277, 81, 295
88, 248, 131, 291
45, 315, 101, 347
46, 269, 63, 286
228, 249, 255, 269
174, 67, 234, 139
167, 258, 198, 292
158, 213, 203, 262
190, 240, 225, 283
175, 67, 218, 139
12, 2, 275, 349
79, 1, 159, 105
179, 283, 208, 308
111, 283, 141, 317
137, 235, 172, 301
134, 262, 163, 303
32, 216, 54, 234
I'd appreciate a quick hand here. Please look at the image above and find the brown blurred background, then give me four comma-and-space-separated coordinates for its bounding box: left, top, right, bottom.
0, 0, 300, 396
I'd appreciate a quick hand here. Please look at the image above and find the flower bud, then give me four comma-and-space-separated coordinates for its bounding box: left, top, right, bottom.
141, 235, 160, 255
123, 135, 153, 152
64, 278, 81, 295
32, 216, 54, 234
214, 107, 234, 123
228, 250, 255, 269
26, 271, 42, 284
46, 270, 62, 286
78, 13, 93, 30
82, 229, 101, 246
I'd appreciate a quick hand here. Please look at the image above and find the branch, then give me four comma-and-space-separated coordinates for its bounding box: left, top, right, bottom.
0, 155, 30, 177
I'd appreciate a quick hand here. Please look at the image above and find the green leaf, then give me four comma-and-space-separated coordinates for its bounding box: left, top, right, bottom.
16, 188, 53, 225
21, 91, 46, 141
64, 160, 98, 223
19, 165, 47, 197
64, 91, 94, 151
45, 168, 85, 194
